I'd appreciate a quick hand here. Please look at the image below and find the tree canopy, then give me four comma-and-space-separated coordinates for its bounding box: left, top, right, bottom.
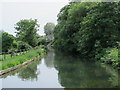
44, 22, 55, 35
15, 19, 40, 47
54, 2, 120, 58
1, 31, 15, 52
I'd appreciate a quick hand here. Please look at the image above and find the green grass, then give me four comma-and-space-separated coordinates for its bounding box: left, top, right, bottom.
0, 54, 11, 60
0, 51, 29, 60
0, 46, 46, 70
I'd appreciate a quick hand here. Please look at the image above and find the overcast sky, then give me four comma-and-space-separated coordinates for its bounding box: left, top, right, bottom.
0, 0, 69, 36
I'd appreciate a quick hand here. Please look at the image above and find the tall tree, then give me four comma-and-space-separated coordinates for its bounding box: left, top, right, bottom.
44, 22, 55, 35
44, 22, 55, 40
54, 2, 119, 58
76, 2, 120, 57
15, 19, 39, 47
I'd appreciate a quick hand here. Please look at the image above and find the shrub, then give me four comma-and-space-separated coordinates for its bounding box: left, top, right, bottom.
17, 41, 32, 51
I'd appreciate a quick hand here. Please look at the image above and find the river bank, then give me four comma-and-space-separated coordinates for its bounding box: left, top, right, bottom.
0, 54, 45, 76
0, 46, 46, 75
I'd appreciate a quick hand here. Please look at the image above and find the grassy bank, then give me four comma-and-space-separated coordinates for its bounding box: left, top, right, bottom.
0, 46, 46, 70
0, 54, 11, 60
0, 51, 27, 61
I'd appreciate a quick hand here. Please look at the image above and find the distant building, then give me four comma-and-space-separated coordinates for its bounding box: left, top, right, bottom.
46, 34, 54, 41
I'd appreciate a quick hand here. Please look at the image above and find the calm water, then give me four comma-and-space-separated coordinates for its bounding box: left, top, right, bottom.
0, 49, 119, 88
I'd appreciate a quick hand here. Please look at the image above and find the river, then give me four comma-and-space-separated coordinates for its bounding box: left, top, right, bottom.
0, 48, 119, 88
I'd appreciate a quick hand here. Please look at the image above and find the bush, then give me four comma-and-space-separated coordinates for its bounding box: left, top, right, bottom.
17, 41, 32, 51
1, 31, 15, 52
12, 40, 18, 49
37, 37, 46, 46
101, 48, 119, 67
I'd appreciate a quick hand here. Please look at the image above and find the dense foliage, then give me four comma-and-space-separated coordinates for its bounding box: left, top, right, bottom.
1, 31, 33, 53
15, 19, 39, 47
54, 2, 120, 67
1, 19, 47, 53
1, 31, 15, 52
17, 41, 32, 51
37, 36, 47, 46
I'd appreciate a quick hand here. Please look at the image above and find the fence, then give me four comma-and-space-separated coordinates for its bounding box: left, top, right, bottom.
0, 49, 31, 61
0, 45, 45, 61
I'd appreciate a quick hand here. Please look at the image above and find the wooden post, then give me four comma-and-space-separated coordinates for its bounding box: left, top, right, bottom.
4, 52, 6, 60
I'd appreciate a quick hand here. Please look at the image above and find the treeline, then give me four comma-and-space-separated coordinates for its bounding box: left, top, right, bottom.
53, 2, 120, 67
1, 19, 46, 53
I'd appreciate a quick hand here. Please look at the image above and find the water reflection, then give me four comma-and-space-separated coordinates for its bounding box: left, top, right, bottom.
17, 60, 41, 81
44, 49, 55, 68
54, 51, 119, 88
1, 59, 41, 81
1, 49, 119, 88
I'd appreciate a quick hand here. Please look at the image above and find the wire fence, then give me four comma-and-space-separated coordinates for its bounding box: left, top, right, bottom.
0, 45, 45, 61
0, 49, 32, 61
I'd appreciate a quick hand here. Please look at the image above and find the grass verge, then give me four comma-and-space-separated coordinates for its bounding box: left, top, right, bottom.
0, 46, 46, 70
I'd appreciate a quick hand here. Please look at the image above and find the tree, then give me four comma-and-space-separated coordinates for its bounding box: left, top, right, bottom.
54, 2, 119, 58
15, 19, 39, 47
37, 36, 46, 46
53, 4, 71, 50
1, 31, 15, 52
76, 2, 120, 57
44, 22, 55, 40
17, 41, 32, 51
44, 22, 55, 35
54, 2, 93, 53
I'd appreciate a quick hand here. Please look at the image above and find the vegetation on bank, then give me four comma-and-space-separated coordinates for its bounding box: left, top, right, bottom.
53, 2, 120, 68
1, 1, 119, 71
100, 46, 119, 68
0, 46, 46, 70
0, 19, 47, 71
1, 19, 47, 54
0, 18, 56, 71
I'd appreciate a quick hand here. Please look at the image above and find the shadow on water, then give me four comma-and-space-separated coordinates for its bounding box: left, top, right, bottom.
0, 48, 119, 88
53, 50, 119, 88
